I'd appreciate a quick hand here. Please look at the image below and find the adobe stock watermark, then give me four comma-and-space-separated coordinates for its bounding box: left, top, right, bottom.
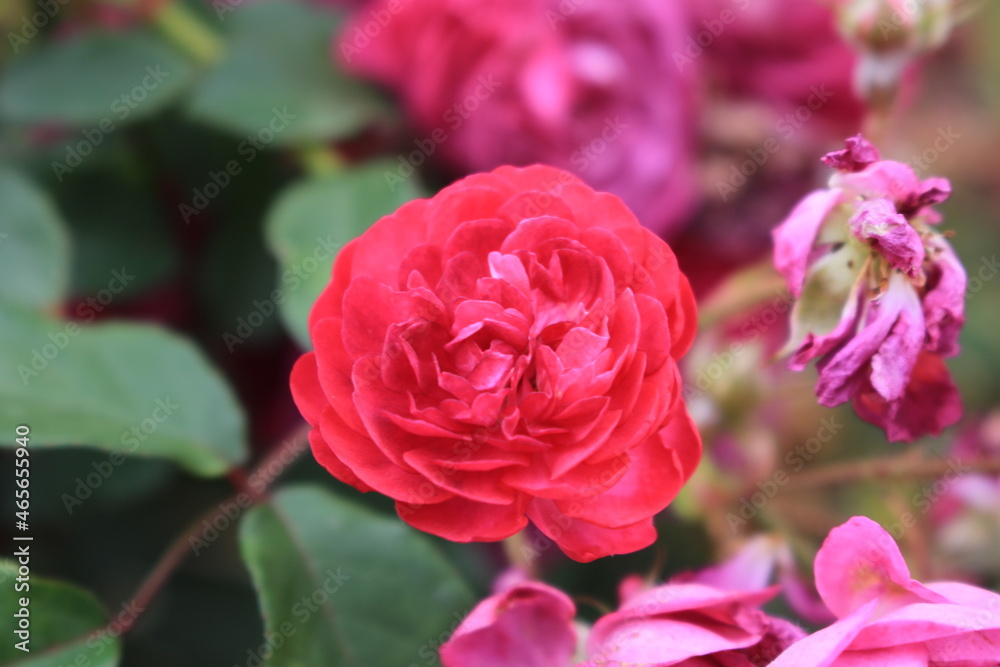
50, 67, 172, 181
881, 454, 969, 541
383, 74, 502, 190
7, 0, 72, 53
682, 289, 794, 401
544, 0, 589, 28
903, 125, 960, 175
873, 0, 934, 41
179, 107, 297, 223
569, 116, 630, 173
17, 267, 135, 386
235, 567, 350, 667
672, 0, 751, 71
404, 609, 470, 667
727, 416, 844, 533
222, 234, 341, 351
61, 397, 180, 514
716, 85, 835, 201
966, 255, 1000, 300
84, 600, 145, 659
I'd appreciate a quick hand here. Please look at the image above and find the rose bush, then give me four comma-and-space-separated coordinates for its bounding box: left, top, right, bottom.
291, 165, 701, 561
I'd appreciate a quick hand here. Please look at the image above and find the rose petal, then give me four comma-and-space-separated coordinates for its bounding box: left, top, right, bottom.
772, 189, 843, 297
399, 494, 528, 542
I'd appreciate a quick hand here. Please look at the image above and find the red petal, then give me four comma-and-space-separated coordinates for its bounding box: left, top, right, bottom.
399, 494, 528, 542
290, 352, 326, 426
319, 406, 452, 506
308, 421, 370, 492
527, 498, 657, 562
558, 409, 700, 528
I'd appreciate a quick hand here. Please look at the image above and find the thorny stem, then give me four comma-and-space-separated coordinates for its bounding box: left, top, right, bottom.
104, 422, 312, 638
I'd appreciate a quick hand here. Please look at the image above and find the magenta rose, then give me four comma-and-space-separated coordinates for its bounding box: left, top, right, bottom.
336, 0, 697, 235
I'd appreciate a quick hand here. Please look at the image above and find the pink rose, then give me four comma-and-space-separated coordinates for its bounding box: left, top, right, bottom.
771, 516, 1000, 666
291, 165, 701, 562
772, 135, 965, 441
336, 0, 697, 235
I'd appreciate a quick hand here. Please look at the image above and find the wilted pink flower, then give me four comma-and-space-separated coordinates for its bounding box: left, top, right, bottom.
337, 0, 696, 235
773, 135, 966, 442
771, 516, 1000, 666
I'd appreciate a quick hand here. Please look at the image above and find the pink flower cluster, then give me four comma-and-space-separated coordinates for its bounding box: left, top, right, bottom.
773, 135, 966, 441
440, 517, 1000, 666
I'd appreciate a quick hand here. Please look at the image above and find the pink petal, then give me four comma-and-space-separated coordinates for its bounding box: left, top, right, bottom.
768, 600, 878, 667
848, 199, 925, 278
772, 189, 843, 297
868, 279, 924, 402
922, 237, 966, 358
853, 602, 1000, 650
835, 160, 922, 209
685, 535, 779, 592
815, 275, 913, 407
821, 135, 881, 172
814, 517, 914, 618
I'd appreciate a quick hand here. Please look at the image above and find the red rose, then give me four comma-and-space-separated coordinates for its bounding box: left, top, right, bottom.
291, 165, 701, 562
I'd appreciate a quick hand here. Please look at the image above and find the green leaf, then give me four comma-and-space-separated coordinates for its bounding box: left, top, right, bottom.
186, 0, 386, 145
0, 30, 195, 126
0, 164, 70, 310
239, 485, 474, 667
0, 305, 247, 477
264, 161, 425, 347
0, 561, 120, 666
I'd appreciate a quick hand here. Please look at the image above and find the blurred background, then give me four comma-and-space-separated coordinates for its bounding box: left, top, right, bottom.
1, 0, 1000, 664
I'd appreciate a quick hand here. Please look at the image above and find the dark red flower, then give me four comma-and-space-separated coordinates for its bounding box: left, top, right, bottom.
291, 165, 701, 561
